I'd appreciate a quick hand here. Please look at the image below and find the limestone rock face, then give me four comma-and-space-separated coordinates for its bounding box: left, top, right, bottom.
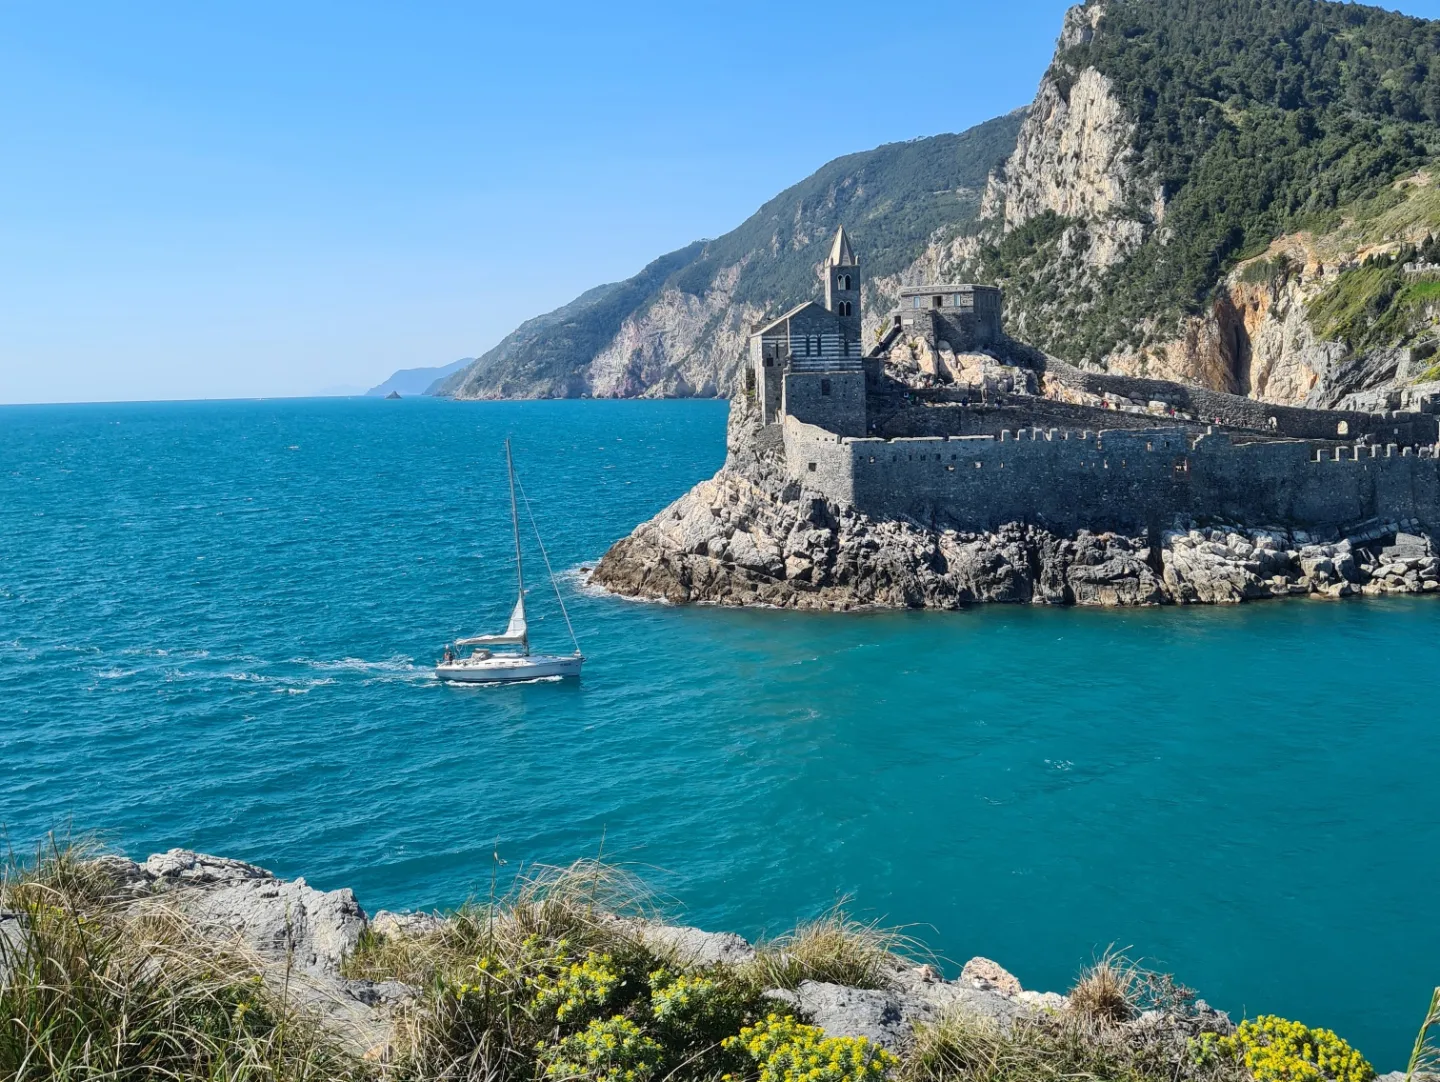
1004, 68, 1135, 238
767, 974, 1023, 1053
0, 909, 23, 987
588, 266, 765, 399
636, 923, 757, 967
135, 848, 368, 978
370, 909, 445, 939
961, 956, 1024, 996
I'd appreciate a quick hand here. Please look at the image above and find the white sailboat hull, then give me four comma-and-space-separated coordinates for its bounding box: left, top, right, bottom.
435, 653, 583, 684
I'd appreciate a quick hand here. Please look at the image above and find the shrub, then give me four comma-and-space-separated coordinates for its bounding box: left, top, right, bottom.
539, 1015, 662, 1082
1208, 1016, 1375, 1082
725, 1013, 897, 1082
531, 951, 623, 1023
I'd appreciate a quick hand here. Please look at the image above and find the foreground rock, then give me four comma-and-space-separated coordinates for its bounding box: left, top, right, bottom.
95, 849, 396, 1058
591, 397, 1440, 610
2, 848, 1245, 1065
103, 848, 368, 978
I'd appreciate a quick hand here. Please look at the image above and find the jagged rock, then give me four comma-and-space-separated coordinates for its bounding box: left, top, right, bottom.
370, 909, 445, 939
960, 957, 1023, 996
772, 974, 1025, 1052
636, 923, 756, 967
340, 977, 420, 1008
143, 849, 273, 885
766, 983, 911, 1050
1014, 989, 1068, 1012
139, 849, 367, 977
0, 910, 24, 987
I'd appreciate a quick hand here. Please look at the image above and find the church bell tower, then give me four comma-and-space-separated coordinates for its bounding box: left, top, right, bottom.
824, 226, 861, 356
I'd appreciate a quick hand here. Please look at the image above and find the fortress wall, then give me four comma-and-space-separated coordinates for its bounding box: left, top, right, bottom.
830, 426, 1440, 534
783, 415, 856, 506
846, 428, 1184, 533
784, 371, 867, 438
1043, 361, 1440, 444
872, 398, 1211, 440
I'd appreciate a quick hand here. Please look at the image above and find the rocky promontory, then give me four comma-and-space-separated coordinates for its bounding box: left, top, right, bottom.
590, 395, 1440, 610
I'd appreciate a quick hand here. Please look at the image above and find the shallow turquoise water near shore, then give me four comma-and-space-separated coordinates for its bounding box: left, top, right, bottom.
3, 396, 1438, 1066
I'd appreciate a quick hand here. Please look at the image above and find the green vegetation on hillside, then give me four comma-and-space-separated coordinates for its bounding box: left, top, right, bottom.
445, 112, 1024, 398
1306, 238, 1440, 355
1001, 0, 1440, 364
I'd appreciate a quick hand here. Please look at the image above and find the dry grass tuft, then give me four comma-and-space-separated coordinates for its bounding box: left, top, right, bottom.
1, 836, 366, 1082
744, 904, 919, 991
1068, 949, 1140, 1026
902, 1004, 1245, 1082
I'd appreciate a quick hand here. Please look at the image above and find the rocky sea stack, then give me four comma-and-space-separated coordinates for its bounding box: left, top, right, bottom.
590, 391, 1440, 610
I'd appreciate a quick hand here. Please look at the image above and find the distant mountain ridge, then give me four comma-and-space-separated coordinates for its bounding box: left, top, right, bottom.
367, 358, 474, 397
438, 113, 1024, 400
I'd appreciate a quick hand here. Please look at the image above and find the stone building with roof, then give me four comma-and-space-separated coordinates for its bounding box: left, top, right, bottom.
748, 227, 867, 436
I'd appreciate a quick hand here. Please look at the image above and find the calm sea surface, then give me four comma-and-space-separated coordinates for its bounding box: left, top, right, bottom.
2, 397, 1438, 1066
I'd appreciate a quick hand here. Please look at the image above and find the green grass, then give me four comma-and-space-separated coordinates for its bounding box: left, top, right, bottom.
1306, 260, 1440, 353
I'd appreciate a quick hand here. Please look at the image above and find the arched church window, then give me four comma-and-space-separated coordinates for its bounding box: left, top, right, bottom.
839, 274, 851, 290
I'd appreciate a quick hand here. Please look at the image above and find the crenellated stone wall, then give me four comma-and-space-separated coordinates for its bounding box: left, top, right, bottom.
783, 423, 1440, 535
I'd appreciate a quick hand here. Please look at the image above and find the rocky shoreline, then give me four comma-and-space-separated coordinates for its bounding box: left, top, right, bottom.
10, 849, 1090, 1057
589, 397, 1440, 610
4, 847, 1429, 1078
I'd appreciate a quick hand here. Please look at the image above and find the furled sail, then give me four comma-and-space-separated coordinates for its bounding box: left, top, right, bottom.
456, 596, 528, 647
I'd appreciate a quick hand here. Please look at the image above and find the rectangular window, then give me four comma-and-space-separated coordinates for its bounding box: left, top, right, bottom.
808, 462, 816, 472
820, 379, 831, 396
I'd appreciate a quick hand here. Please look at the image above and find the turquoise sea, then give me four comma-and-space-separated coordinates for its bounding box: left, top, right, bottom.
3, 397, 1438, 1067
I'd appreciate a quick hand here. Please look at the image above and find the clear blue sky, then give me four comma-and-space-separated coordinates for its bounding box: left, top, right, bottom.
4, 1, 1440, 404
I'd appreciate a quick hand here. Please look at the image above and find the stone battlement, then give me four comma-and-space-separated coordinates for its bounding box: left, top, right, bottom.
783, 414, 1440, 536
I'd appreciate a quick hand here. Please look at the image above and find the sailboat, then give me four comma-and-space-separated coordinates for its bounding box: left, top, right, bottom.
435, 441, 584, 684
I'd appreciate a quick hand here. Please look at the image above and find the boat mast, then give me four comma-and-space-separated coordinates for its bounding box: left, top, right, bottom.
505, 439, 528, 655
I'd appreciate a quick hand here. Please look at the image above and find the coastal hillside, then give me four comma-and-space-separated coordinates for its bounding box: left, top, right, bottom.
447, 0, 1440, 410
436, 114, 1023, 400
954, 0, 1440, 407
